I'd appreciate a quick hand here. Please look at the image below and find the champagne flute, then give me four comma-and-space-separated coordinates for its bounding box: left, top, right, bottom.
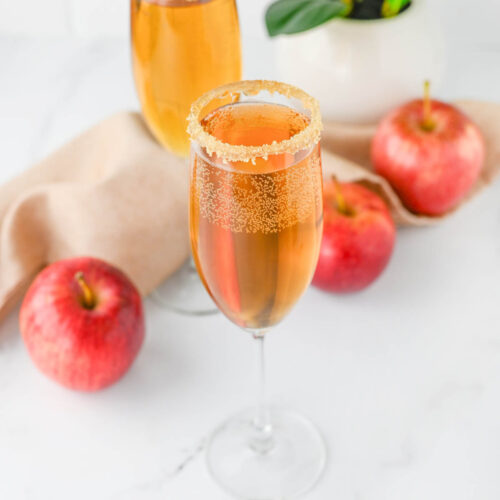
188, 80, 326, 499
130, 0, 241, 314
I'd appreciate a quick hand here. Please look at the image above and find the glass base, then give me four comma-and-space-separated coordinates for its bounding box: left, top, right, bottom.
151, 257, 218, 316
207, 408, 327, 500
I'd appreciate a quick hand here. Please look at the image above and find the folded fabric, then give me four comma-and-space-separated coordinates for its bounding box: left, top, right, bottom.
0, 113, 189, 322
1, 101, 499, 321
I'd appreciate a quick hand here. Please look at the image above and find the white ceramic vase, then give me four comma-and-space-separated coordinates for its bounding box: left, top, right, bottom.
276, 0, 445, 124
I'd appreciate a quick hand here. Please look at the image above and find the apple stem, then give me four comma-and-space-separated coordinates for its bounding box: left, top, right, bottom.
332, 177, 348, 215
422, 80, 435, 131
75, 272, 95, 309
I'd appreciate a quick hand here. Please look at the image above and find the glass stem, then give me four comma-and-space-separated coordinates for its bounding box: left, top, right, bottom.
250, 332, 274, 454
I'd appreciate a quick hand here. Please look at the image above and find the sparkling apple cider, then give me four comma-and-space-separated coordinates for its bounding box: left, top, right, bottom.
190, 103, 323, 329
131, 0, 241, 157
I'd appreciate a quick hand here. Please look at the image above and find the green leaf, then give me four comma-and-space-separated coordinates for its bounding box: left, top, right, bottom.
381, 0, 411, 18
265, 0, 347, 37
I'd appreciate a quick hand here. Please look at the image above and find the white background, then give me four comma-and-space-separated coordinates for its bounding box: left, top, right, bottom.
1, 1, 500, 500
0, 0, 499, 46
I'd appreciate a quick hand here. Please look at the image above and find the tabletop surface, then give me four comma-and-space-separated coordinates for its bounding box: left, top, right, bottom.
1, 25, 500, 500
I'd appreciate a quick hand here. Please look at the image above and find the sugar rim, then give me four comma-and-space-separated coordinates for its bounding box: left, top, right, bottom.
187, 80, 323, 163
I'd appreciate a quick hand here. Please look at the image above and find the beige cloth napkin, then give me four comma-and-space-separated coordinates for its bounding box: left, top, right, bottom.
0, 112, 189, 322
1, 101, 499, 321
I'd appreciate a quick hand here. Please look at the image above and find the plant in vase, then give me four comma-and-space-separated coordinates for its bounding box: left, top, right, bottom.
266, 0, 412, 35
266, 0, 444, 123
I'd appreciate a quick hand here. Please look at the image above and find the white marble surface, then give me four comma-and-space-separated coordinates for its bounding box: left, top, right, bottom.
1, 27, 500, 500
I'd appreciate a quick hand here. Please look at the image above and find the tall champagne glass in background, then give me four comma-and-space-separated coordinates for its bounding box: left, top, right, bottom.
131, 0, 241, 314
188, 80, 326, 499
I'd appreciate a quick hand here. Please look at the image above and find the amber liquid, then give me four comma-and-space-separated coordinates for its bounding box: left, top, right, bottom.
190, 103, 323, 330
131, 0, 242, 157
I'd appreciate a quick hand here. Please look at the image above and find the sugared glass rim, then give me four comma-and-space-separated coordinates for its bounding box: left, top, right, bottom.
187, 80, 323, 163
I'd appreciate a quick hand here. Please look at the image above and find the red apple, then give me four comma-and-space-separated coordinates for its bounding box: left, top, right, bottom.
20, 257, 145, 391
371, 82, 485, 216
313, 181, 395, 293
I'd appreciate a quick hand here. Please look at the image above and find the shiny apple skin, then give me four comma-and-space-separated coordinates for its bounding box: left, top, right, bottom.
372, 99, 485, 216
20, 257, 145, 391
313, 182, 396, 293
